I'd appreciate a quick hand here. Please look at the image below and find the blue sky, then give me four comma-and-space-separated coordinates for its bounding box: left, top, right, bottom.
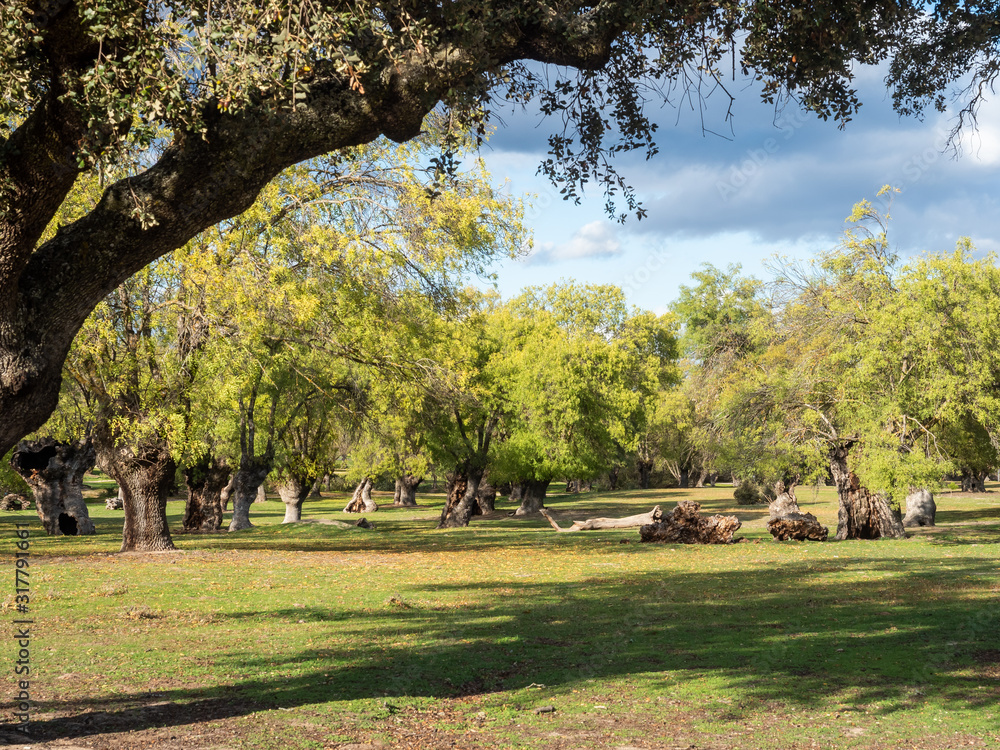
476, 64, 1000, 313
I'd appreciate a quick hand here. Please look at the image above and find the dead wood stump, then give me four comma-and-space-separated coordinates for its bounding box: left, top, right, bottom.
767, 513, 829, 541
639, 501, 741, 544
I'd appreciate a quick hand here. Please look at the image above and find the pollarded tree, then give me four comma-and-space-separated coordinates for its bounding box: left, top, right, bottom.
0, 0, 937, 455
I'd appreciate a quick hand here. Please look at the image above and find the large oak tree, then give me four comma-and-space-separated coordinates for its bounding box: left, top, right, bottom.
2, 0, 988, 455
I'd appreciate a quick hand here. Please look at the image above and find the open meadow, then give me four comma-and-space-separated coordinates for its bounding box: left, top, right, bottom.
2, 483, 999, 750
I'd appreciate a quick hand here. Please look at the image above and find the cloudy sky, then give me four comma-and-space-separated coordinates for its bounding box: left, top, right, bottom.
476, 64, 1000, 313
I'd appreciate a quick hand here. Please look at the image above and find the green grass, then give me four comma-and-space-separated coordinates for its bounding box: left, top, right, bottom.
2, 483, 999, 749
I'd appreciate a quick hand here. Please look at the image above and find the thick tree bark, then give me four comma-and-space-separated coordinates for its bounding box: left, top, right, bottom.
393, 474, 422, 507
438, 469, 487, 528
228, 457, 272, 532
514, 478, 551, 516
182, 457, 230, 532
278, 474, 312, 523
344, 477, 377, 513
679, 466, 690, 489
11, 438, 97, 536
828, 444, 905, 540
96, 436, 177, 552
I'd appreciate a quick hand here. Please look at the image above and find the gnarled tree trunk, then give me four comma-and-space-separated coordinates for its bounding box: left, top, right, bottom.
514, 478, 550, 515
393, 474, 422, 507
278, 473, 312, 523
228, 456, 272, 532
475, 482, 496, 514
97, 437, 177, 552
12, 437, 97, 536
828, 444, 905, 540
220, 474, 236, 512
344, 477, 377, 513
182, 456, 230, 531
438, 469, 485, 528
960, 469, 987, 493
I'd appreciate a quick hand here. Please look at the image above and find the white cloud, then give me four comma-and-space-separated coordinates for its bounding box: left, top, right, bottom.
527, 221, 623, 264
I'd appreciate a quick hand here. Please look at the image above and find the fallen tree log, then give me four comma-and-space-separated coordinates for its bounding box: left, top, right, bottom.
639, 500, 741, 544
539, 506, 662, 532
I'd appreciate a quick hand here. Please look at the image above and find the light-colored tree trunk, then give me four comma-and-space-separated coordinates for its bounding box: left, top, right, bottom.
343, 477, 377, 513
278, 474, 311, 523
540, 506, 662, 531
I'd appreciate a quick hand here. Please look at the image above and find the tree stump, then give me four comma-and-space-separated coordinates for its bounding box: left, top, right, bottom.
766, 484, 829, 541
767, 514, 829, 541
639, 501, 741, 544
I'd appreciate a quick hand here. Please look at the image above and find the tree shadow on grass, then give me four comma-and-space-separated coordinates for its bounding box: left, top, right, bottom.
14, 555, 1000, 743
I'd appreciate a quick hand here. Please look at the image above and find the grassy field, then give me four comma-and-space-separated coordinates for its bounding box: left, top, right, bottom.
1, 482, 998, 749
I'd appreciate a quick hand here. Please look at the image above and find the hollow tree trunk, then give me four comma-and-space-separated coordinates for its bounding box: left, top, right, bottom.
228, 457, 272, 532
438, 469, 484, 528
182, 456, 230, 532
961, 469, 987, 493
828, 444, 905, 540
343, 477, 377, 513
514, 478, 551, 515
637, 459, 653, 490
393, 474, 422, 507
11, 438, 97, 536
278, 473, 311, 523
97, 438, 177, 552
